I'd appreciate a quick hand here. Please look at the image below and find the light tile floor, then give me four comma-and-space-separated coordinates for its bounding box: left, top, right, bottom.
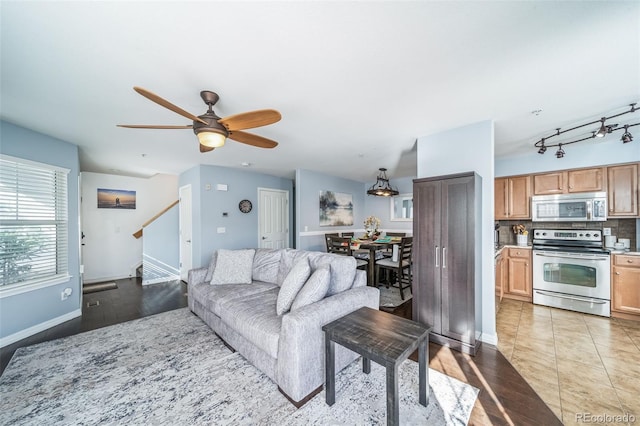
496, 299, 640, 426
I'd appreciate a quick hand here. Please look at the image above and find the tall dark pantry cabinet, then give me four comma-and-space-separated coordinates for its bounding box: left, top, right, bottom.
412, 172, 482, 355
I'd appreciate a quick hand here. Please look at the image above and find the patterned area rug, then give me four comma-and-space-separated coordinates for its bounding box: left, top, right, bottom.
379, 285, 412, 308
0, 308, 477, 425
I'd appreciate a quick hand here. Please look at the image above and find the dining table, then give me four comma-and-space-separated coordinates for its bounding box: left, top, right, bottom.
352, 238, 400, 287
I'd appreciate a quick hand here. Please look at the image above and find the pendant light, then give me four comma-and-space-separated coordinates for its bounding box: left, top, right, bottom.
367, 168, 399, 197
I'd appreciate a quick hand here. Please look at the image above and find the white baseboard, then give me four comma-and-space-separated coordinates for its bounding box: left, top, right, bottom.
480, 332, 498, 346
142, 275, 180, 286
0, 308, 82, 348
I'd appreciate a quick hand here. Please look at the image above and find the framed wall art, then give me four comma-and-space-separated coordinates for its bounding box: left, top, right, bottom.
97, 188, 136, 209
319, 190, 353, 226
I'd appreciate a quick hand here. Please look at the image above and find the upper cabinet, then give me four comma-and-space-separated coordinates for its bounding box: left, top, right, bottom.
495, 175, 531, 220
608, 163, 638, 217
533, 167, 605, 195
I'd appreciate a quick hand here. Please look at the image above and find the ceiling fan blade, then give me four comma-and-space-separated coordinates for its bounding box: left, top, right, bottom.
228, 130, 278, 148
133, 86, 208, 125
218, 109, 281, 131
199, 144, 215, 153
117, 124, 193, 129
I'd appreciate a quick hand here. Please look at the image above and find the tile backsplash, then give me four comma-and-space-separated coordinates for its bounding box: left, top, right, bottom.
497, 219, 637, 250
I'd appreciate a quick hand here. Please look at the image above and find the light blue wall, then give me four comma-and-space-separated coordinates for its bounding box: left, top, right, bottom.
179, 165, 293, 268
142, 204, 179, 283
295, 169, 367, 251
0, 120, 81, 342
416, 120, 495, 345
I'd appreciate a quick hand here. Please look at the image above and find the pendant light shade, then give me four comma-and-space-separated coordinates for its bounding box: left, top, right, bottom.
367, 168, 399, 197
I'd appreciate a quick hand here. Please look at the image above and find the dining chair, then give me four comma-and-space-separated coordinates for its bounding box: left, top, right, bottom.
375, 236, 413, 300
324, 233, 339, 253
328, 236, 367, 270
382, 232, 407, 257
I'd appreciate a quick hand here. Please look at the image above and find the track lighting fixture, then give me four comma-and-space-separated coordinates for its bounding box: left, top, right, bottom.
621, 125, 633, 143
595, 118, 607, 138
534, 103, 639, 158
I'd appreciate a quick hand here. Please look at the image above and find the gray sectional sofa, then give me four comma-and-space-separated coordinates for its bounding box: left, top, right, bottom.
188, 247, 379, 406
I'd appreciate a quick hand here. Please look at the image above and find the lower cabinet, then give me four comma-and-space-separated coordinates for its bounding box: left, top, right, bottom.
612, 255, 640, 319
501, 247, 532, 302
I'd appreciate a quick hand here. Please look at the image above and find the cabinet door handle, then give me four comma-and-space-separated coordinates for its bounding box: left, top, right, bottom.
435, 245, 439, 267
442, 247, 447, 269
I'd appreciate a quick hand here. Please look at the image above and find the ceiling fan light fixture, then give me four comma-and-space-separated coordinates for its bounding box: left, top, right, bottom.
197, 130, 227, 148
367, 168, 399, 197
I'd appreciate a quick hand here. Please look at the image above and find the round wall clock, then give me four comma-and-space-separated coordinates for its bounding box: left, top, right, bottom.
239, 199, 253, 213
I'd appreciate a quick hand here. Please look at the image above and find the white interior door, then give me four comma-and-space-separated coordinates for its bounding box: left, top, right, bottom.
258, 188, 289, 249
179, 184, 193, 281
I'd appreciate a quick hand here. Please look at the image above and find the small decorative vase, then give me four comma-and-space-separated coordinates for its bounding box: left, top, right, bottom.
516, 234, 527, 246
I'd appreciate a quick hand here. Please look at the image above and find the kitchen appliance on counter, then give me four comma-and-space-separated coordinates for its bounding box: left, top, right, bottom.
532, 228, 610, 317
531, 192, 607, 222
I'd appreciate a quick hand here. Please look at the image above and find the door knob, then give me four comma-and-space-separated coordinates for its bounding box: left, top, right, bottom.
262, 236, 267, 240
186, 239, 191, 243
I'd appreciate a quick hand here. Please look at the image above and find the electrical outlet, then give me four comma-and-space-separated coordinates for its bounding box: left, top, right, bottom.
603, 227, 611, 236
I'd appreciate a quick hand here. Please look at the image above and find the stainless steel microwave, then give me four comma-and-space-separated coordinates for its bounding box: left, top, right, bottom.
531, 192, 607, 222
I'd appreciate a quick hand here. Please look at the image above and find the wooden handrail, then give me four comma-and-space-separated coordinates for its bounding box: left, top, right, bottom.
132, 200, 179, 239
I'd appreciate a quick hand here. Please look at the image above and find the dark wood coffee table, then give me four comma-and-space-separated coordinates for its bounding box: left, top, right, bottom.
322, 306, 431, 426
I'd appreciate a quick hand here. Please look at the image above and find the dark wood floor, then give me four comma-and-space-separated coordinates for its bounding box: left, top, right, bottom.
1, 280, 560, 425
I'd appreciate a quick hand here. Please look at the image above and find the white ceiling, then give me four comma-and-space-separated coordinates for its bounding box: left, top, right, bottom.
1, 1, 639, 182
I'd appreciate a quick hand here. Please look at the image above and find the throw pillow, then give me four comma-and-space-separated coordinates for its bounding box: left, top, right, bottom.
252, 248, 282, 284
204, 251, 219, 282
291, 264, 331, 311
276, 256, 311, 315
210, 249, 255, 285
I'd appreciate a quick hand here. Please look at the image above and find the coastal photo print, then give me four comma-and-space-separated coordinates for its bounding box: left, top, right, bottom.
97, 188, 136, 209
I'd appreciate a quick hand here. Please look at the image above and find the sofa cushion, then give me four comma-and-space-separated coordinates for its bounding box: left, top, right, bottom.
210, 249, 255, 285
276, 257, 311, 315
306, 252, 357, 296
252, 248, 282, 284
204, 251, 218, 282
219, 287, 282, 358
201, 282, 278, 317
290, 264, 331, 311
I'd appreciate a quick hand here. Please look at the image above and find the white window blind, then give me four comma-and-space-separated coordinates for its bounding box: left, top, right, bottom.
0, 156, 69, 288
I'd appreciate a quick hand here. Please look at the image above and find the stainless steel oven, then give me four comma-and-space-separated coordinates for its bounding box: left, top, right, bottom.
532, 229, 610, 317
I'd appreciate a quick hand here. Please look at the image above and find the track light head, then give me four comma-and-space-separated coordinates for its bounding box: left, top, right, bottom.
595, 118, 607, 138
621, 125, 634, 143
555, 144, 565, 158
538, 145, 547, 154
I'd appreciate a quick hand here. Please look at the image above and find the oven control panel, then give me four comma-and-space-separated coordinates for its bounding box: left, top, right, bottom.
533, 229, 602, 242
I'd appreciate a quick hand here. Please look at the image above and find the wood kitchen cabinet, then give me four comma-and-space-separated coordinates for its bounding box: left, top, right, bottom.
612, 255, 640, 320
533, 167, 605, 195
507, 248, 532, 301
607, 163, 638, 217
495, 175, 531, 219
413, 172, 481, 355
495, 252, 506, 301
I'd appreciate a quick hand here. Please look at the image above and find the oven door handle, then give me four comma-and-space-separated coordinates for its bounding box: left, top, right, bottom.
534, 252, 609, 261
535, 290, 608, 304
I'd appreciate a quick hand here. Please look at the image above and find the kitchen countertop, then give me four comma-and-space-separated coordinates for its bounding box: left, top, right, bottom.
494, 244, 640, 258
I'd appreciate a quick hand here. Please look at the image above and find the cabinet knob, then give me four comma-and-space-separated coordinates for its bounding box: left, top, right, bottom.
615, 272, 620, 275
627, 259, 634, 263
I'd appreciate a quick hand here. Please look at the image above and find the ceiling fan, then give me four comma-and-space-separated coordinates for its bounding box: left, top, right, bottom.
117, 87, 281, 153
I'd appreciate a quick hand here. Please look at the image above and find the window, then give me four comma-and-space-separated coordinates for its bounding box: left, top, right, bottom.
0, 155, 69, 290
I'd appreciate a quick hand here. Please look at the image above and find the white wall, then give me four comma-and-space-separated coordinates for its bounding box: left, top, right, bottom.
416, 120, 497, 346
81, 172, 178, 283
